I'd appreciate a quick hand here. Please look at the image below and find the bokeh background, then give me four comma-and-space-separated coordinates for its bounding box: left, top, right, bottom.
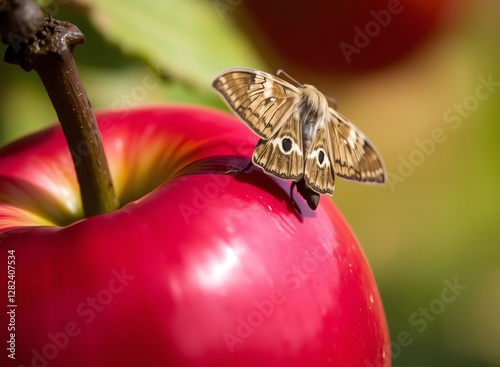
1, 0, 499, 366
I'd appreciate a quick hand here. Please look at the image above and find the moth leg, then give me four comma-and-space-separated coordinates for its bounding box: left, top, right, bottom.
225, 160, 253, 175
289, 181, 302, 215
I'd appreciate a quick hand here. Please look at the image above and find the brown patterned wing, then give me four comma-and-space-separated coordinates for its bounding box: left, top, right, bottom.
252, 111, 304, 180
212, 68, 301, 139
304, 119, 336, 195
328, 108, 386, 184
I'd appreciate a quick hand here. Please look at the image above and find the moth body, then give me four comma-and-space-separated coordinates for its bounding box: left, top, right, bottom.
212, 68, 386, 210
297, 85, 329, 154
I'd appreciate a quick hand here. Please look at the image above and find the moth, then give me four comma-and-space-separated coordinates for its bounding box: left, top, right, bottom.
212, 67, 386, 211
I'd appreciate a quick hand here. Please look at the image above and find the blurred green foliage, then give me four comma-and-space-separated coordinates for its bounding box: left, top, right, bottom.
1, 1, 499, 366
0, 0, 264, 145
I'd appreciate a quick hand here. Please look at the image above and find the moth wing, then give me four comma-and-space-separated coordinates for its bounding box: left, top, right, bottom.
328, 108, 386, 184
304, 118, 336, 195
212, 68, 301, 139
252, 111, 304, 180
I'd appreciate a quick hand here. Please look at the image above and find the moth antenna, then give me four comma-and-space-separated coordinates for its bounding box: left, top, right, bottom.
277, 69, 338, 109
325, 96, 338, 110
277, 69, 304, 87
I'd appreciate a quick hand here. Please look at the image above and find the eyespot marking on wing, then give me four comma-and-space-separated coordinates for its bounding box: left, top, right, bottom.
273, 136, 301, 155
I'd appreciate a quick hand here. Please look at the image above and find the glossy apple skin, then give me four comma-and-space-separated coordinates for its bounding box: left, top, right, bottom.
0, 106, 390, 366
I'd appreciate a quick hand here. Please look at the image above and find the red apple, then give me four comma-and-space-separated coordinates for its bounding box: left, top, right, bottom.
0, 106, 390, 366
236, 0, 467, 72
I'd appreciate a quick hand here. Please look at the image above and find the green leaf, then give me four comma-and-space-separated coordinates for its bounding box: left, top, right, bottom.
80, 0, 265, 90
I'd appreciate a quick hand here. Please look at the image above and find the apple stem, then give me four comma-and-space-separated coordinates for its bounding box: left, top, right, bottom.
1, 1, 119, 217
